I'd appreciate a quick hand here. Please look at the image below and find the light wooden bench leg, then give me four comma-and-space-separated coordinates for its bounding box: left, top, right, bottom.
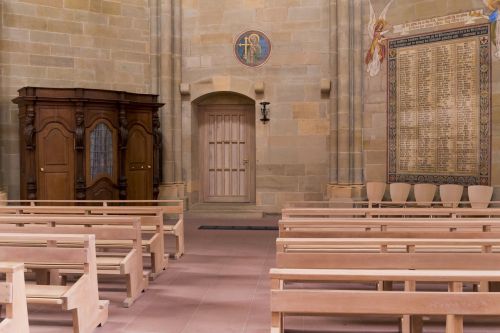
446, 315, 463, 333
270, 278, 284, 333
124, 271, 148, 308
446, 282, 463, 333
149, 238, 168, 280
271, 312, 283, 333
71, 300, 109, 333
3, 266, 30, 333
401, 315, 423, 333
401, 280, 422, 333
149, 252, 168, 281
173, 219, 185, 259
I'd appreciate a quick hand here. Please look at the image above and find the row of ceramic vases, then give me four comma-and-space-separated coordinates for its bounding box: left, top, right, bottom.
366, 182, 494, 208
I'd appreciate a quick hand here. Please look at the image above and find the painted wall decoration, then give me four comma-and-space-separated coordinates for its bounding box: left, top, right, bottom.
234, 30, 271, 67
365, 0, 395, 77
387, 25, 491, 186
483, 0, 500, 58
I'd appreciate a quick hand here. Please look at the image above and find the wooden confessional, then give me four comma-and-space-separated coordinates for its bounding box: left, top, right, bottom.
13, 87, 163, 200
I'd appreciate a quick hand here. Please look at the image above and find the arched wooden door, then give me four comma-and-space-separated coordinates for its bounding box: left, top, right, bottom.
37, 123, 75, 200
126, 124, 153, 200
199, 104, 255, 203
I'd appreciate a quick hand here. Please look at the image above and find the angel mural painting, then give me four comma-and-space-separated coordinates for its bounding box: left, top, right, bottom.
365, 0, 395, 77
483, 0, 500, 58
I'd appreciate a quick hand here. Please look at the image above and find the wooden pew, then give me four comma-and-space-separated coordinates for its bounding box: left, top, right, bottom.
281, 207, 500, 219
278, 218, 500, 238
86, 202, 185, 259
276, 238, 500, 261
0, 206, 168, 277
13, 199, 185, 259
270, 269, 500, 333
0, 216, 148, 307
155, 203, 185, 259
0, 202, 185, 260
98, 200, 185, 259
273, 237, 500, 333
0, 262, 29, 333
0, 233, 108, 333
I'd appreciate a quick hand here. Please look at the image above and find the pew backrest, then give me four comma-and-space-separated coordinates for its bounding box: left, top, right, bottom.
276, 237, 500, 270
281, 207, 500, 219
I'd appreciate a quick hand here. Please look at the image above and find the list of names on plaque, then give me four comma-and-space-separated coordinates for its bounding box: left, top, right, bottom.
387, 25, 491, 185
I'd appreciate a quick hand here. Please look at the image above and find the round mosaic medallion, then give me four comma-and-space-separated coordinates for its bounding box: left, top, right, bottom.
234, 30, 271, 67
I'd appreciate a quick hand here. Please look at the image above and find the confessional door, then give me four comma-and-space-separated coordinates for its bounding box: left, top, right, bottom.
37, 123, 75, 200
126, 124, 153, 200
200, 105, 255, 203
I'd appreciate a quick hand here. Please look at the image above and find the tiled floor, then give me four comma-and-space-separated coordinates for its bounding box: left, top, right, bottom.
28, 217, 500, 333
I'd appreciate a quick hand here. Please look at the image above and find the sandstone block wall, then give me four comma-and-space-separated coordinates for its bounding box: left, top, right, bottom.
1, 0, 499, 206
181, 0, 331, 210
0, 0, 154, 198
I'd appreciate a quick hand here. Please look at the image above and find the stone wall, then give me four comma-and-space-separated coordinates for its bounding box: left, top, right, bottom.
2, 0, 498, 206
180, 0, 331, 210
0, 0, 154, 198
363, 0, 500, 197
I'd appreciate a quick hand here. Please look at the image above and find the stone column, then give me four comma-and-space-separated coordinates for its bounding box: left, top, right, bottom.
149, 0, 160, 96
336, 0, 350, 185
157, 0, 176, 198
329, 0, 338, 185
157, 0, 185, 200
328, 0, 364, 200
352, 0, 364, 185
172, 0, 185, 198
173, 0, 183, 185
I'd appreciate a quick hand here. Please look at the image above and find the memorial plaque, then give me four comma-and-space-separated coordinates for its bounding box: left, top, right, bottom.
387, 25, 491, 185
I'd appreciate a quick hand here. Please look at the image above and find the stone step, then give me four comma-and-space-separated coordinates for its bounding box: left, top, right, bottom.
186, 203, 264, 219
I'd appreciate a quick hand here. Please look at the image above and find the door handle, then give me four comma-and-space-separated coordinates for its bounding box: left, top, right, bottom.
242, 159, 249, 164
40, 168, 44, 172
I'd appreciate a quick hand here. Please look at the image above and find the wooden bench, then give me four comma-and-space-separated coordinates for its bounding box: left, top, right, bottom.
9, 199, 185, 259
279, 218, 500, 238
273, 237, 500, 333
0, 202, 185, 260
270, 268, 500, 333
0, 206, 168, 277
281, 207, 500, 219
0, 216, 148, 307
0, 233, 108, 333
95, 200, 185, 259
276, 237, 500, 259
0, 262, 29, 333
155, 203, 185, 259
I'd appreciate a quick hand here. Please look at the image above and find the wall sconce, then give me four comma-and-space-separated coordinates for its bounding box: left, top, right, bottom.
260, 101, 270, 123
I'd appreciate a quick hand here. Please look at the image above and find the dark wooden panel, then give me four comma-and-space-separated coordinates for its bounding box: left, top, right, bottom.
37, 123, 75, 200
126, 125, 153, 200
14, 87, 163, 200
86, 178, 118, 200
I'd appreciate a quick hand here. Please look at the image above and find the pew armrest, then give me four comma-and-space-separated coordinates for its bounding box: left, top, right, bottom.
120, 249, 137, 274
61, 275, 90, 310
